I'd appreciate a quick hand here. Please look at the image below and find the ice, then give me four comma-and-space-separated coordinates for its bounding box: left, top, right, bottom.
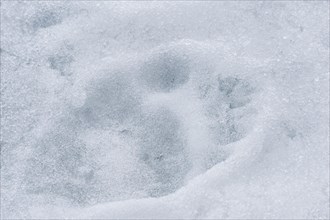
1, 1, 329, 219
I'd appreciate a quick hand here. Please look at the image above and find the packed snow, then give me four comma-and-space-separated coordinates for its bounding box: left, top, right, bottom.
1, 1, 329, 219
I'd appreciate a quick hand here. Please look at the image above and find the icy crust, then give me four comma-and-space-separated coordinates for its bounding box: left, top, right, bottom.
1, 1, 329, 219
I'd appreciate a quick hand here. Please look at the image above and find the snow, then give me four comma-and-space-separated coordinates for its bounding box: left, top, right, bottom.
1, 1, 329, 219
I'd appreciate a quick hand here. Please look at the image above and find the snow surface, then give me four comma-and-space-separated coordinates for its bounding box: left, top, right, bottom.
1, 1, 329, 219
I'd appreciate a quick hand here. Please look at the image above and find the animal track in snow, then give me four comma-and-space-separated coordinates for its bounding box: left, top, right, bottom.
25, 40, 260, 205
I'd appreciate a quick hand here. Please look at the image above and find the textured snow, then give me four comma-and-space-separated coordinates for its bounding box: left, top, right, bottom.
1, 1, 329, 219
